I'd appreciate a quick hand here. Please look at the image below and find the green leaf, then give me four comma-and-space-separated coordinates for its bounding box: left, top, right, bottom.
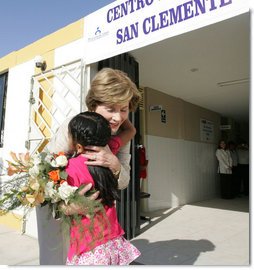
60, 170, 68, 180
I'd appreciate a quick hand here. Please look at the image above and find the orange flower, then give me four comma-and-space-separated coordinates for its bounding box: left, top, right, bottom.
48, 170, 60, 182
7, 163, 20, 176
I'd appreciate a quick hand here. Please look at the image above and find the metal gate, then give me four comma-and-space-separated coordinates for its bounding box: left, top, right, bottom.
98, 53, 141, 239
26, 59, 86, 154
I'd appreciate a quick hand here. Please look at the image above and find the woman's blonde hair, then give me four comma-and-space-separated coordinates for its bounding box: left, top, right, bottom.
86, 68, 141, 112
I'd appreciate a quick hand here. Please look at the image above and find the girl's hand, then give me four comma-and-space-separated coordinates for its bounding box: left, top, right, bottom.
82, 145, 121, 174
78, 183, 99, 199
60, 183, 100, 216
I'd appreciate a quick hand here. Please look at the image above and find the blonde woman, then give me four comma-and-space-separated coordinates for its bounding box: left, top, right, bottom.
36, 68, 141, 265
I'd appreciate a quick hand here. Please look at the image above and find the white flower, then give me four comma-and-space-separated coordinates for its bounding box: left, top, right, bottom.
56, 155, 68, 167
51, 155, 68, 168
44, 153, 53, 164
44, 182, 61, 203
58, 182, 78, 204
32, 154, 41, 165
44, 181, 54, 197
29, 165, 40, 178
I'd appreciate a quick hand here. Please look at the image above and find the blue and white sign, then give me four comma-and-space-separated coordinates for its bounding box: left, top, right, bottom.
84, 0, 249, 64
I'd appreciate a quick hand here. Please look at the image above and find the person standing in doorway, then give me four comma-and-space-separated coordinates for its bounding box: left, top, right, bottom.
228, 141, 239, 197
215, 140, 234, 199
237, 141, 249, 196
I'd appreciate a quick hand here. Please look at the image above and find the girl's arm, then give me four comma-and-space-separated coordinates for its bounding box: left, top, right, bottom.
118, 119, 136, 146
60, 184, 100, 216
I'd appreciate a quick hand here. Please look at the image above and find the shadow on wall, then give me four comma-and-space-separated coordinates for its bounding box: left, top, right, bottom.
131, 238, 215, 265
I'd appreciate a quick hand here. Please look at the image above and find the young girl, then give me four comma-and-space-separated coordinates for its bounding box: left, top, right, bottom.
64, 111, 140, 265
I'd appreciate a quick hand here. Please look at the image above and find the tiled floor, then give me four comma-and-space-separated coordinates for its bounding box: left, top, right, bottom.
131, 196, 249, 265
0, 224, 39, 265
0, 196, 249, 266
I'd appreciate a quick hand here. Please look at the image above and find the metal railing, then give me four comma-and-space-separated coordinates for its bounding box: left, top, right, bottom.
26, 59, 85, 154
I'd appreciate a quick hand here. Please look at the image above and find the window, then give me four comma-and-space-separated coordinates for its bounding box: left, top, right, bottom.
0, 72, 8, 147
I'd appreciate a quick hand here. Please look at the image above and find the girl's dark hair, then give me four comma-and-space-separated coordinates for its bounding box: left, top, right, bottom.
68, 111, 119, 207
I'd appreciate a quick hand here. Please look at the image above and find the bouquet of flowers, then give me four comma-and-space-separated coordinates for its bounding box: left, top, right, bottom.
0, 151, 104, 226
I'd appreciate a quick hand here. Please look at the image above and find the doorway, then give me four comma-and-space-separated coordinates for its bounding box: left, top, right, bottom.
98, 53, 141, 239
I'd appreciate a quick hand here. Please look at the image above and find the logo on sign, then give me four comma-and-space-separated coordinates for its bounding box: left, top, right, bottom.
88, 26, 109, 42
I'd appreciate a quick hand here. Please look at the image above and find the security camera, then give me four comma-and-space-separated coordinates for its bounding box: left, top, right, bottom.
34, 55, 47, 71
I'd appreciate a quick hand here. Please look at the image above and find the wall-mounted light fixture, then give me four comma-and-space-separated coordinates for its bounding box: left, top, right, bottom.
34, 55, 47, 72
217, 78, 249, 87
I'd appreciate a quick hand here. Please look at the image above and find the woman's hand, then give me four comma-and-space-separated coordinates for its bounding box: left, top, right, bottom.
82, 145, 121, 174
60, 183, 100, 216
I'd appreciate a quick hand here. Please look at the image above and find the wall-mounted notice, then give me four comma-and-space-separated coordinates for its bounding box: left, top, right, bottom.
220, 125, 231, 130
161, 109, 166, 123
200, 118, 214, 142
149, 105, 162, 111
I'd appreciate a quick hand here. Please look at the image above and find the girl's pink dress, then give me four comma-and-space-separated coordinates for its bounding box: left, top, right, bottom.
65, 136, 140, 265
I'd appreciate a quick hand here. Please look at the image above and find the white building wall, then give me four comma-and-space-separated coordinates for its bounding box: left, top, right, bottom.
54, 39, 84, 67
0, 60, 38, 237
2, 62, 33, 155
146, 135, 219, 211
